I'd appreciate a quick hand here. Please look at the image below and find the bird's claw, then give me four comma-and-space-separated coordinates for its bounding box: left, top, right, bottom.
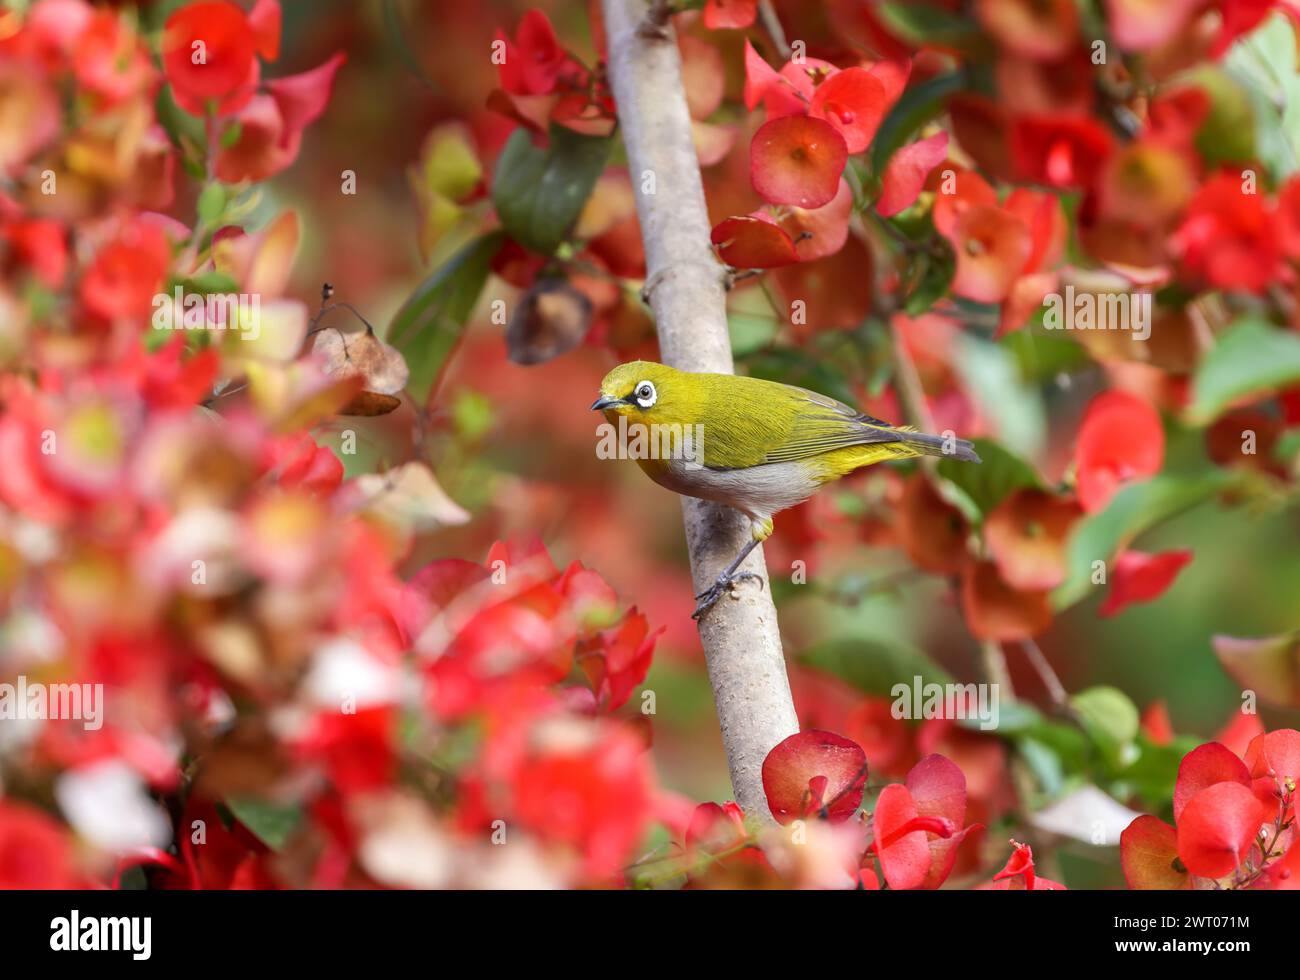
692, 572, 763, 620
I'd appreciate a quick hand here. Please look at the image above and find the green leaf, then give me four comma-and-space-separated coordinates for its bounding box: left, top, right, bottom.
1052, 471, 1230, 609
936, 438, 1042, 517
492, 126, 613, 256
1070, 686, 1139, 758
174, 270, 240, 295
870, 70, 964, 175
390, 231, 503, 403
1188, 67, 1257, 167
224, 796, 302, 851
219, 121, 243, 150
728, 312, 777, 357
798, 638, 953, 698
875, 3, 981, 49
952, 334, 1046, 458
197, 184, 227, 226
1000, 328, 1089, 382
903, 239, 956, 316
1188, 315, 1300, 423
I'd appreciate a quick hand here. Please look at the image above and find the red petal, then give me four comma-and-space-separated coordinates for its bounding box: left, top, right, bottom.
1074, 390, 1164, 513
1099, 549, 1192, 617
873, 784, 932, 889
750, 115, 848, 209
1120, 815, 1188, 889
780, 178, 852, 261
761, 730, 868, 824
1243, 729, 1300, 799
876, 132, 949, 218
809, 67, 890, 154
1176, 782, 1268, 878
248, 0, 281, 61
710, 214, 799, 268
1173, 742, 1251, 822
704, 0, 758, 30
906, 753, 971, 889
267, 52, 346, 138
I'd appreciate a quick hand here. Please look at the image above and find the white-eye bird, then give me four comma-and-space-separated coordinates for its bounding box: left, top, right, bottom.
590, 360, 981, 619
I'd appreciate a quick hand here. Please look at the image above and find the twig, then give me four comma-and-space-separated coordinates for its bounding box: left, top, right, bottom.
603, 0, 799, 823
1019, 638, 1067, 708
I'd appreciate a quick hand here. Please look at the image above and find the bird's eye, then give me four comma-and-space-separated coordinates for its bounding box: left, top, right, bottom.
633, 380, 657, 408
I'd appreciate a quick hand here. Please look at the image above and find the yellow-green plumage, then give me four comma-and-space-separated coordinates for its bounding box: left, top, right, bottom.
591, 360, 980, 618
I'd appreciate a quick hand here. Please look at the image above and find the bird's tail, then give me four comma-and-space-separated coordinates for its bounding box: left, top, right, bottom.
893, 426, 981, 463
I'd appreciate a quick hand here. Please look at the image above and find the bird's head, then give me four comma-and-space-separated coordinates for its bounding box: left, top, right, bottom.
590, 361, 683, 422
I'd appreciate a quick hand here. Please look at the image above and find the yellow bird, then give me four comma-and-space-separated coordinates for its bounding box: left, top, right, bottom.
590, 360, 981, 619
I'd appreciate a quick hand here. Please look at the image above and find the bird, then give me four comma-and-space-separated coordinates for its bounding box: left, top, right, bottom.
590, 360, 981, 620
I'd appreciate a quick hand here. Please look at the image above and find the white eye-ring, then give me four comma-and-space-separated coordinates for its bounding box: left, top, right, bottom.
633, 380, 657, 408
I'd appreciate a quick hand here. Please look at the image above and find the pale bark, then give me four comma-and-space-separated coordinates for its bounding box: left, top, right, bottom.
601, 0, 799, 820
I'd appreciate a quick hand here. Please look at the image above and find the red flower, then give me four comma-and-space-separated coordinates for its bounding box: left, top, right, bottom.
870, 755, 975, 890
1011, 116, 1113, 189
876, 132, 948, 218
79, 219, 172, 320
762, 730, 868, 824
494, 10, 576, 97
710, 214, 799, 269
162, 1, 260, 115
1100, 549, 1193, 617
1074, 390, 1165, 513
984, 840, 1066, 889
1171, 173, 1282, 293
750, 115, 848, 209
0, 801, 83, 888
512, 721, 655, 879
216, 53, 346, 182
703, 0, 757, 29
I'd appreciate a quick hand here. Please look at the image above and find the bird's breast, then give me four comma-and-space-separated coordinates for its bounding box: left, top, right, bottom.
639, 457, 822, 521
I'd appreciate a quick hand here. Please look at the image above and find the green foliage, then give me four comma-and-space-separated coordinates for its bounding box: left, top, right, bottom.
492, 126, 613, 255
1053, 471, 1231, 609
936, 438, 1042, 517
224, 796, 303, 851
798, 638, 954, 697
389, 231, 503, 402
1188, 315, 1300, 423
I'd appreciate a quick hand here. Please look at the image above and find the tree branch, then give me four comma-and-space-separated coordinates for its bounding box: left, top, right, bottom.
602, 0, 799, 822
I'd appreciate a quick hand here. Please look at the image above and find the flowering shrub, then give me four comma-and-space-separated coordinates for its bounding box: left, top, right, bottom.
0, 0, 1299, 892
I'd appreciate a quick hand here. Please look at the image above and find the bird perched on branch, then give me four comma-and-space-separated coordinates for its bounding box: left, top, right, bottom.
591, 360, 980, 620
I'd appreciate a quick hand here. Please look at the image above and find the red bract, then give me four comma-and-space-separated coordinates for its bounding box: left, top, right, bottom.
710, 214, 798, 268
984, 840, 1065, 890
79, 219, 171, 320
761, 730, 868, 824
1011, 116, 1113, 189
984, 489, 1081, 591
781, 178, 853, 261
1120, 815, 1190, 889
162, 1, 259, 115
1170, 173, 1281, 293
494, 10, 575, 97
948, 203, 1032, 303
1244, 729, 1300, 807
217, 53, 346, 182
1174, 741, 1251, 821
0, 800, 83, 888
750, 115, 848, 209
1074, 390, 1165, 513
808, 67, 889, 154
512, 721, 654, 879
703, 0, 757, 29
875, 754, 976, 890
961, 560, 1053, 642
1100, 550, 1193, 617
876, 132, 948, 218
1176, 781, 1267, 878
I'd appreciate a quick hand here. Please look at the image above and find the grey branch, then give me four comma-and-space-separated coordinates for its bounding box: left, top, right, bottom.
601, 0, 799, 822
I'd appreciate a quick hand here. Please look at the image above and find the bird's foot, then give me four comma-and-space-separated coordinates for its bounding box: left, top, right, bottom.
692, 571, 763, 620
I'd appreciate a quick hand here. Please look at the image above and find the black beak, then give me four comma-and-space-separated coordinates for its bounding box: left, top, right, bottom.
590, 394, 623, 411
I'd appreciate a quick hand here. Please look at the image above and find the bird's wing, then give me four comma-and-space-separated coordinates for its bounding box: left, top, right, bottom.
697, 375, 909, 469
760, 386, 911, 464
